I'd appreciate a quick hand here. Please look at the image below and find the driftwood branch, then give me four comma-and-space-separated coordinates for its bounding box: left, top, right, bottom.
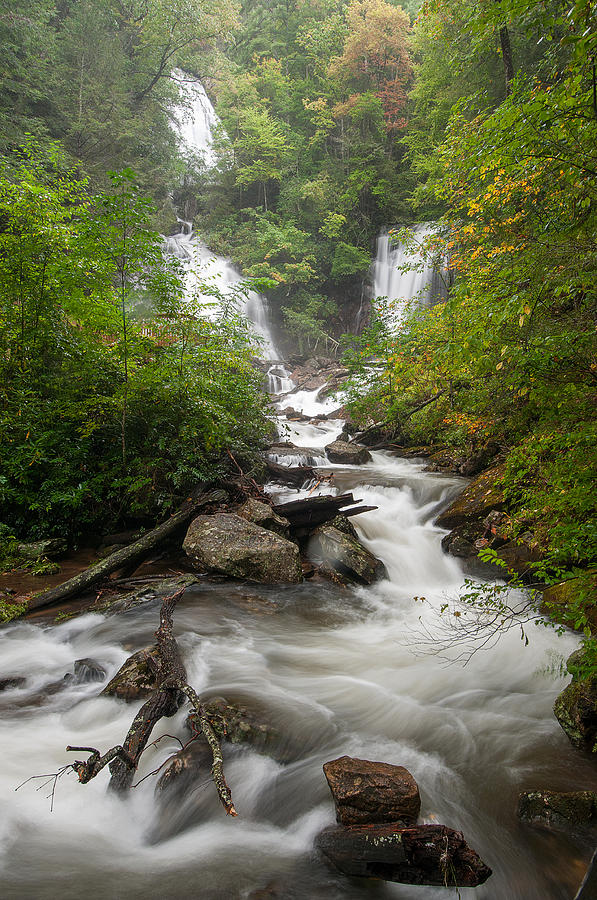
66, 587, 237, 816
23, 490, 226, 614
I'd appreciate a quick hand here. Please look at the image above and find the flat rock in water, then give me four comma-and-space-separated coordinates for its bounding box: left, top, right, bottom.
325, 440, 371, 465
323, 755, 420, 825
101, 646, 161, 701
183, 513, 303, 584
237, 498, 290, 538
316, 823, 492, 887
518, 790, 597, 838
435, 464, 504, 530
307, 525, 386, 585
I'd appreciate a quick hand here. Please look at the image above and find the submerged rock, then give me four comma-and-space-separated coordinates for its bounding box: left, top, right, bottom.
323, 755, 420, 826
316, 823, 492, 887
101, 646, 161, 701
237, 498, 290, 538
307, 524, 386, 586
156, 738, 213, 793
325, 440, 371, 465
183, 513, 302, 584
73, 658, 106, 683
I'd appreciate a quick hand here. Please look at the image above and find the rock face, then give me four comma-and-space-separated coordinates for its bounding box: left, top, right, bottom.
325, 440, 371, 465
316, 823, 492, 887
237, 498, 291, 538
435, 464, 504, 530
102, 646, 161, 701
518, 790, 597, 838
307, 524, 387, 585
323, 756, 420, 826
183, 513, 303, 584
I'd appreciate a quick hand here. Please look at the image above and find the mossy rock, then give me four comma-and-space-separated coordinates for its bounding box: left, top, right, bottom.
554, 667, 597, 753
435, 464, 505, 530
541, 571, 597, 635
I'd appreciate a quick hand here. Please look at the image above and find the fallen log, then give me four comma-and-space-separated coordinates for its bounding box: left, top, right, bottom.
272, 493, 376, 533
23, 490, 227, 614
67, 587, 236, 815
265, 459, 317, 487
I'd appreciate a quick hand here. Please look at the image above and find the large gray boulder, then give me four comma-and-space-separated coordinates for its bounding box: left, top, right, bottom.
183, 513, 302, 584
325, 440, 371, 465
307, 522, 386, 585
237, 498, 290, 538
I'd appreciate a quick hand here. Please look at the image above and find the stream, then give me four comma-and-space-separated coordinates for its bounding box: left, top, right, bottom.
0, 383, 594, 898
0, 74, 594, 900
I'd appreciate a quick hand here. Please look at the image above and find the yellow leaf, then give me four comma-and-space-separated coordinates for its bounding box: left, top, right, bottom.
496, 361, 503, 371
519, 315, 525, 327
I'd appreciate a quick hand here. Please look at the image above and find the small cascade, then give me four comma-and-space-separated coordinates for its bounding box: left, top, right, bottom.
372, 223, 449, 323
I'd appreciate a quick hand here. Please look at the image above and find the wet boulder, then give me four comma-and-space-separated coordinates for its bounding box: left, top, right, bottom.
325, 441, 371, 465
307, 524, 386, 585
435, 464, 505, 530
237, 498, 290, 539
323, 756, 420, 826
183, 513, 303, 584
316, 823, 492, 887
186, 696, 277, 752
518, 790, 597, 839
156, 738, 213, 793
101, 646, 161, 701
554, 656, 597, 753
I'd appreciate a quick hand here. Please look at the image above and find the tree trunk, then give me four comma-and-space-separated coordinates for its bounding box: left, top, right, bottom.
23, 490, 226, 614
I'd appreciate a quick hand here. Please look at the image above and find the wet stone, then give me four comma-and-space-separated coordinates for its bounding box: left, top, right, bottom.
323, 755, 421, 826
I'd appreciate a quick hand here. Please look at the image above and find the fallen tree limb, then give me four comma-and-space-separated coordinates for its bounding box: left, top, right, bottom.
265, 459, 318, 487
272, 493, 376, 533
23, 490, 226, 614
67, 587, 236, 815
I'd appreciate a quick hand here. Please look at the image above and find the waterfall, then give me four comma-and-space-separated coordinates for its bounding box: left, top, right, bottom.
167, 71, 292, 391
372, 224, 449, 323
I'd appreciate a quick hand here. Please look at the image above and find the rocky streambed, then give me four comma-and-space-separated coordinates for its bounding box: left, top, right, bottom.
0, 363, 596, 899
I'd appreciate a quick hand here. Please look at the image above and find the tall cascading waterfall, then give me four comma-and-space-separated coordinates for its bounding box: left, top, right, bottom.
372, 223, 449, 321
166, 71, 293, 394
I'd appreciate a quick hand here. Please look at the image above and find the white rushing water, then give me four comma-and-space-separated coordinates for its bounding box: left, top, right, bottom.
0, 73, 592, 900
372, 225, 449, 324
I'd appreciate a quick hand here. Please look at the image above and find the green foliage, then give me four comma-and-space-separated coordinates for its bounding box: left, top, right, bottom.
0, 146, 270, 541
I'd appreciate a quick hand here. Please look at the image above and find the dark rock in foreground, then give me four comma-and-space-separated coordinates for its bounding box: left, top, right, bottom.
325, 440, 371, 465
183, 513, 302, 584
316, 823, 492, 887
323, 755, 420, 826
307, 524, 386, 585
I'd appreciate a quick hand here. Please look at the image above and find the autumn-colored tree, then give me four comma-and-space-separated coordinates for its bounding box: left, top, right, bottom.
330, 0, 413, 132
